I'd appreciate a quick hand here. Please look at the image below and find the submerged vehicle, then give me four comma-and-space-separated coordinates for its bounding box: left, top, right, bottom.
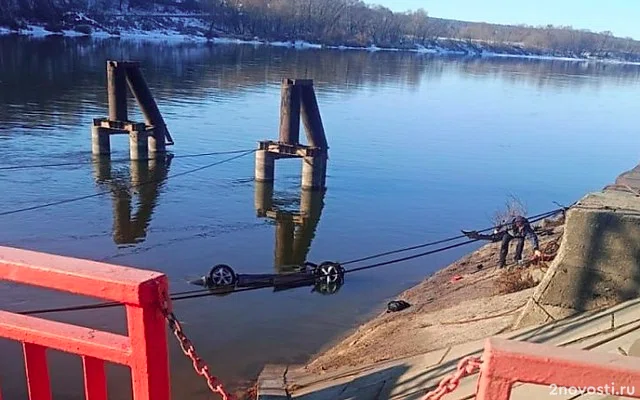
190, 261, 346, 295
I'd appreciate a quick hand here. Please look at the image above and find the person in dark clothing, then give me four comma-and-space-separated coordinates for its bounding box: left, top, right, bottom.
462, 215, 542, 268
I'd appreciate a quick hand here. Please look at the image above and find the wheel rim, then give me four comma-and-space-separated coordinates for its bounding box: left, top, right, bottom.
211, 267, 234, 286
320, 264, 339, 283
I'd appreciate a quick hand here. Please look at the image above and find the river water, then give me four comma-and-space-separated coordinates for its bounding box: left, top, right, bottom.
1, 35, 640, 399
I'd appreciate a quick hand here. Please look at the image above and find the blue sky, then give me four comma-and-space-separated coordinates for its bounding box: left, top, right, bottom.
378, 0, 637, 39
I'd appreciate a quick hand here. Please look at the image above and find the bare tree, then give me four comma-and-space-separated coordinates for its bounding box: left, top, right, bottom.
492, 194, 528, 228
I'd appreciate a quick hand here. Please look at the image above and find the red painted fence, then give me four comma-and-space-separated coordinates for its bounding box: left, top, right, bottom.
477, 337, 640, 399
0, 245, 171, 400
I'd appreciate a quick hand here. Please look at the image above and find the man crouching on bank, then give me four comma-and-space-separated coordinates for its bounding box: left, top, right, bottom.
462, 215, 542, 268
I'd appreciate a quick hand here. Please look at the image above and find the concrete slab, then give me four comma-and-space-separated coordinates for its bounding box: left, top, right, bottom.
431, 339, 484, 370
287, 347, 450, 397
271, 297, 640, 400
515, 190, 640, 329
258, 365, 289, 399
340, 380, 386, 399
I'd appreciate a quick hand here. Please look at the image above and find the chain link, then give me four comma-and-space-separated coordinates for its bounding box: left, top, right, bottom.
161, 302, 235, 400
422, 356, 483, 400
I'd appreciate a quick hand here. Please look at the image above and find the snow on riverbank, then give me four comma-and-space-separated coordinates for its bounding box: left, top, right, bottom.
2, 23, 640, 65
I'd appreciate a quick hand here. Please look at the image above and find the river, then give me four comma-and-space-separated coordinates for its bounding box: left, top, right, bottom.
1, 35, 640, 399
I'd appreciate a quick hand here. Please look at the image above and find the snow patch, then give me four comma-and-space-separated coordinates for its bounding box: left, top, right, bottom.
4, 20, 640, 65
415, 45, 438, 54
61, 29, 88, 37
21, 25, 53, 37
212, 37, 260, 45
91, 30, 117, 38
295, 40, 322, 49
270, 41, 292, 47
267, 40, 321, 48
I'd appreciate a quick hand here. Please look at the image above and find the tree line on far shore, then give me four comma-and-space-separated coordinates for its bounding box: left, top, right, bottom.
2, 0, 640, 56
204, 0, 640, 55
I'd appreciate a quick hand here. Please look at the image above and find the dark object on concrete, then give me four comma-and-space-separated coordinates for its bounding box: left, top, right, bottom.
190, 261, 345, 296
387, 300, 411, 313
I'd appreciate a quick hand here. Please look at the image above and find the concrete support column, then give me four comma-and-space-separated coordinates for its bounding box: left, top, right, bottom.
279, 79, 301, 144
301, 154, 327, 190
255, 150, 275, 182
129, 131, 148, 161
300, 83, 328, 149
107, 61, 128, 121
91, 126, 111, 156
125, 63, 173, 146
148, 129, 166, 156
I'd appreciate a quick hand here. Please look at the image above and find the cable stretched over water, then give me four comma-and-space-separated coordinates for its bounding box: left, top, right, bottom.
17, 287, 213, 316
0, 149, 255, 171
0, 149, 257, 217
15, 205, 567, 316
340, 208, 565, 266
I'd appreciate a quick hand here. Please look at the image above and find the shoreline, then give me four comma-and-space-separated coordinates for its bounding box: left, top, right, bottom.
3, 23, 640, 66
299, 214, 565, 375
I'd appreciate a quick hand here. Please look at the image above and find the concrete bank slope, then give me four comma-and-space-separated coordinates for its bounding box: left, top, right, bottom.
258, 298, 640, 399
257, 176, 640, 399
514, 188, 640, 329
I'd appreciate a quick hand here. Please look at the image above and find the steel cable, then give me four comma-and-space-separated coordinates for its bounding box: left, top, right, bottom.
0, 149, 257, 217
15, 205, 567, 316
340, 207, 565, 266
0, 149, 255, 171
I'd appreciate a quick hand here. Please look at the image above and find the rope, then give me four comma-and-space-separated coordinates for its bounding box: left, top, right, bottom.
17, 287, 211, 316
345, 239, 480, 273
15, 206, 567, 316
340, 208, 564, 266
0, 149, 255, 171
0, 149, 256, 217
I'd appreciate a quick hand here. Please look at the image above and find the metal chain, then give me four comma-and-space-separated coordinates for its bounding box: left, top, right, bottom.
161, 302, 235, 400
422, 356, 483, 400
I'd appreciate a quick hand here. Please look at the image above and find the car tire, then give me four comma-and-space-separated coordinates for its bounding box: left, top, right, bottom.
208, 264, 237, 287
316, 262, 344, 284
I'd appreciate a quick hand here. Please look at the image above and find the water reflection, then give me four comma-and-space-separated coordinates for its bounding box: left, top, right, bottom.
2, 36, 640, 132
254, 181, 325, 274
187, 183, 339, 295
92, 154, 173, 246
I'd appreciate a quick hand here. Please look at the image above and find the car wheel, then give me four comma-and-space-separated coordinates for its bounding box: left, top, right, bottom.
316, 262, 344, 284
314, 281, 343, 295
208, 264, 237, 287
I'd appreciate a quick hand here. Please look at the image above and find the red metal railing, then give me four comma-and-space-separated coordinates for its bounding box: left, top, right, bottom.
0, 245, 171, 400
476, 337, 640, 399
426, 336, 640, 399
